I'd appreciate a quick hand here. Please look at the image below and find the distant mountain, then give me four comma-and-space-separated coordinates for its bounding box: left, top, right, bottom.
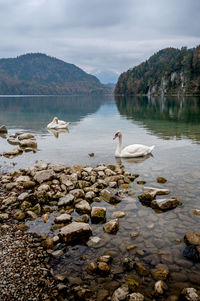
93, 70, 119, 84
115, 46, 200, 96
0, 53, 110, 95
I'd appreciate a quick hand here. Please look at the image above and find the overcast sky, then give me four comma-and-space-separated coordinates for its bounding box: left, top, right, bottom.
0, 0, 200, 74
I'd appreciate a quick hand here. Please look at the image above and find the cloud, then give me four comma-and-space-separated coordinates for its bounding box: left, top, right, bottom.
0, 0, 200, 73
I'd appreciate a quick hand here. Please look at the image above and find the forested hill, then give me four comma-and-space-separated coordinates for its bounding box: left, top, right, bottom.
115, 46, 200, 96
0, 53, 110, 95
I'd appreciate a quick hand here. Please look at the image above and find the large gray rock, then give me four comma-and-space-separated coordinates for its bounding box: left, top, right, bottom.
184, 232, 200, 245
18, 133, 35, 140
57, 194, 74, 206
59, 222, 92, 242
143, 186, 170, 198
19, 139, 37, 148
3, 148, 23, 158
151, 197, 182, 211
16, 175, 31, 183
33, 169, 56, 183
0, 125, 7, 133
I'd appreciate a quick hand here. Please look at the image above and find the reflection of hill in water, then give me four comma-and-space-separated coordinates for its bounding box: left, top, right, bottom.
115, 96, 200, 143
0, 95, 108, 131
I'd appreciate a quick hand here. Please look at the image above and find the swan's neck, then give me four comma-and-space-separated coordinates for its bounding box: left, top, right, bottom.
116, 136, 122, 155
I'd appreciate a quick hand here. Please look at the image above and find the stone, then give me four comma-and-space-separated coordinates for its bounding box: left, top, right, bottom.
70, 189, 85, 198
51, 250, 64, 258
42, 213, 50, 223
192, 209, 200, 217
151, 197, 182, 211
41, 237, 54, 249
54, 213, 72, 224
19, 139, 37, 148
157, 177, 167, 183
33, 169, 56, 183
128, 293, 144, 301
143, 186, 170, 198
98, 255, 112, 264
97, 289, 109, 301
59, 222, 92, 243
137, 180, 146, 185
180, 288, 199, 301
135, 262, 149, 276
98, 262, 110, 274
18, 133, 35, 140
127, 245, 137, 251
87, 236, 101, 247
91, 206, 106, 222
16, 175, 31, 183
57, 194, 74, 206
85, 191, 95, 200
154, 280, 168, 294
7, 138, 19, 145
23, 181, 36, 189
151, 264, 169, 280
26, 211, 38, 219
138, 192, 154, 205
13, 209, 25, 220
101, 189, 121, 204
37, 184, 50, 192
87, 261, 97, 274
18, 192, 29, 201
184, 232, 200, 245
75, 200, 91, 214
0, 213, 9, 220
0, 125, 7, 133
183, 245, 200, 262
103, 219, 119, 234
3, 148, 23, 157
111, 285, 129, 301
130, 232, 139, 238
112, 211, 126, 218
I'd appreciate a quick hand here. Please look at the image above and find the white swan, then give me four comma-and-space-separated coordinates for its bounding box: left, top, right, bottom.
47, 117, 69, 129
113, 130, 155, 158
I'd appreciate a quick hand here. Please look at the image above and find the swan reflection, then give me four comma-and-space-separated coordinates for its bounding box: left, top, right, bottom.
48, 128, 69, 138
115, 153, 153, 165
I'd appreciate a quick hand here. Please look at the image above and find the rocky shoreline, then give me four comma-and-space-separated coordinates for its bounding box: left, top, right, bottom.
0, 160, 200, 300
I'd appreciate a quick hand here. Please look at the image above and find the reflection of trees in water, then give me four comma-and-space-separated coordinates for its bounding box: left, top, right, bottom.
0, 95, 109, 130
115, 95, 200, 143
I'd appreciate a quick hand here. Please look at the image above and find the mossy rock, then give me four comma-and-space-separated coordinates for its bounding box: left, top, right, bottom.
138, 192, 154, 206
157, 177, 167, 184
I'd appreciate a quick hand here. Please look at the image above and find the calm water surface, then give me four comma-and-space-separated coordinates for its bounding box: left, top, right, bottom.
0, 95, 200, 297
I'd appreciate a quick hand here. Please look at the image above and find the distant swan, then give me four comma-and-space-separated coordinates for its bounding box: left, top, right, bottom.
47, 117, 69, 129
113, 130, 155, 158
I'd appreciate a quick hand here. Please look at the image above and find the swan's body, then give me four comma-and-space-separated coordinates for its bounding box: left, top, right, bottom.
113, 130, 155, 158
47, 117, 69, 129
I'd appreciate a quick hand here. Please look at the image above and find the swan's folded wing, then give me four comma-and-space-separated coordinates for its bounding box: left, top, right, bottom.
122, 144, 152, 157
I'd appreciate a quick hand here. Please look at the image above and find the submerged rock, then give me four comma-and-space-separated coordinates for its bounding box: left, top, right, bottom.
103, 219, 119, 234
184, 232, 200, 245
154, 280, 168, 294
179, 287, 199, 301
59, 222, 92, 243
157, 177, 167, 183
128, 293, 144, 301
183, 245, 200, 262
138, 192, 154, 205
3, 148, 23, 158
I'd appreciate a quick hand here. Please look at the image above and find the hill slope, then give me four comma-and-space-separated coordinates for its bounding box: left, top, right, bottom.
0, 53, 110, 95
115, 46, 200, 96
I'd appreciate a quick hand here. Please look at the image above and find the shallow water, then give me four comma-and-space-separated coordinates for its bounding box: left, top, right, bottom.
0, 95, 200, 297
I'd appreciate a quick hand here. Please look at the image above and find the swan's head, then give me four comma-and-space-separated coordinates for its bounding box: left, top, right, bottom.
113, 130, 122, 140
53, 117, 59, 124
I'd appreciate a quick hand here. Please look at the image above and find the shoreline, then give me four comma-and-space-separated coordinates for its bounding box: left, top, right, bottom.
0, 162, 200, 300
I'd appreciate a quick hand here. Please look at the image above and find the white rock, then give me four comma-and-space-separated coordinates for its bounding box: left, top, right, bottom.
128, 293, 144, 301
112, 285, 129, 301
154, 280, 168, 294
75, 200, 91, 214
54, 214, 72, 223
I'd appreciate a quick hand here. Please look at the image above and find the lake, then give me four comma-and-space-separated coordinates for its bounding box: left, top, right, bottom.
0, 94, 200, 297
